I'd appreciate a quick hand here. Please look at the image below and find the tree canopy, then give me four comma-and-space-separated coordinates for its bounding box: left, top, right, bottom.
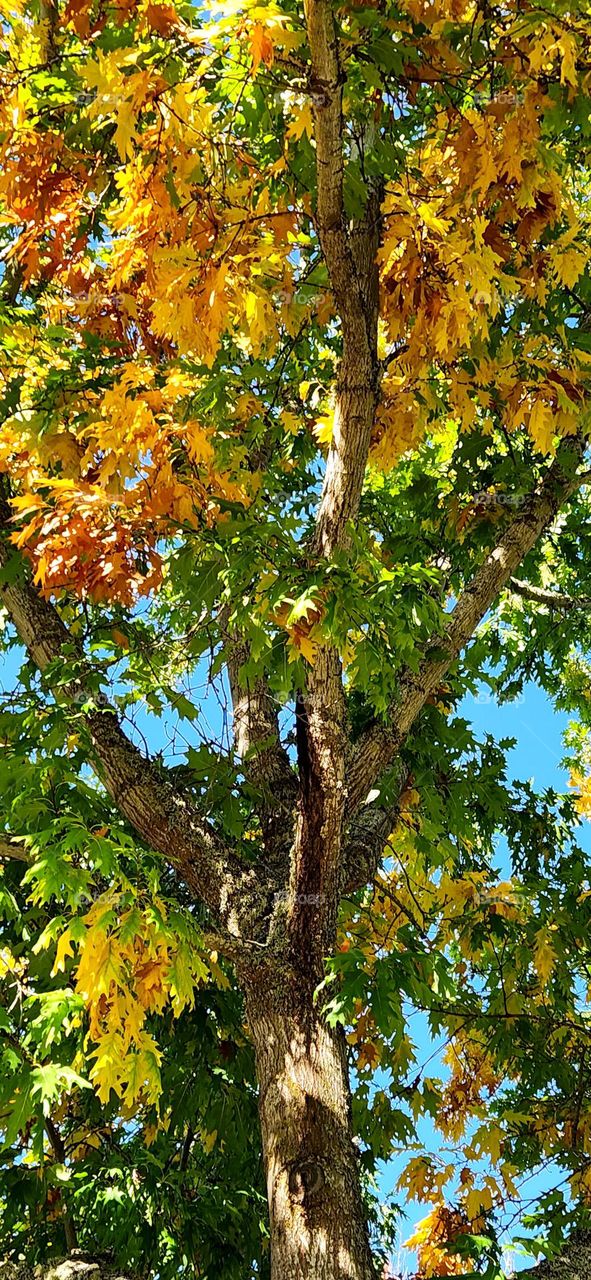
2, 0, 591, 1274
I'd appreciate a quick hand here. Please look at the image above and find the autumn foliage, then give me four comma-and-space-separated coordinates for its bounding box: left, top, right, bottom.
2, 0, 591, 1274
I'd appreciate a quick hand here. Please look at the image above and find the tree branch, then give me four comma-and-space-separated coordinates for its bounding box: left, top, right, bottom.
305, 0, 381, 557
347, 439, 587, 816
510, 576, 591, 611
0, 521, 267, 939
340, 806, 397, 898
340, 764, 410, 897
0, 835, 29, 863
284, 0, 383, 976
223, 624, 297, 854
0, 1258, 136, 1280
44, 1115, 78, 1252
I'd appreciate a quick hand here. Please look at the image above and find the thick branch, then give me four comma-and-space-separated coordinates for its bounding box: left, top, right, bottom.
341, 806, 396, 898
347, 440, 586, 816
285, 1, 383, 973
340, 763, 409, 896
0, 835, 29, 863
510, 576, 591, 611
224, 626, 297, 852
287, 652, 348, 977
0, 530, 264, 938
305, 0, 381, 557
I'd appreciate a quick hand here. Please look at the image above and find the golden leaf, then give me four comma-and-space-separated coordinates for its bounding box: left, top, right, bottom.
533, 925, 557, 986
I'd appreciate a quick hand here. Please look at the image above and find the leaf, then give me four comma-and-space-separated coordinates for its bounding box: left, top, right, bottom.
552, 247, 588, 289
1, 1072, 34, 1149
313, 413, 334, 446
249, 23, 274, 74
175, 693, 199, 721
287, 102, 313, 141
464, 1184, 494, 1221
533, 926, 557, 986
528, 398, 555, 454
51, 927, 75, 976
558, 33, 578, 87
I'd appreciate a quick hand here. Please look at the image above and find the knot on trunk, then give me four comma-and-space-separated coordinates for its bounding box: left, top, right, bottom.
288, 1158, 326, 1201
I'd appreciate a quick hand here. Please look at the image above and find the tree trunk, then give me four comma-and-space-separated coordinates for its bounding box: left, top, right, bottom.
517, 1233, 591, 1280
245, 975, 377, 1280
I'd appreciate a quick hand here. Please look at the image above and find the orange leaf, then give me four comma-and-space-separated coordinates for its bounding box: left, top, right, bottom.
249, 23, 274, 74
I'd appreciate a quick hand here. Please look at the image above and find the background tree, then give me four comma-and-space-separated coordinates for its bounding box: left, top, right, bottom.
2, 0, 591, 1276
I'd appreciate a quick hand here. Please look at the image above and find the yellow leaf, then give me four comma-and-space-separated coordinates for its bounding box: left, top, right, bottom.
313, 413, 334, 446
287, 101, 313, 141
0, 947, 19, 978
571, 769, 591, 818
76, 928, 125, 999
533, 925, 557, 985
201, 1128, 218, 1153
468, 1121, 504, 1165
143, 1121, 159, 1146
184, 421, 215, 466
114, 100, 138, 161
559, 33, 578, 87
88, 1029, 125, 1104
418, 201, 451, 235
528, 397, 555, 454
500, 1162, 519, 1197
287, 630, 317, 665
464, 1184, 493, 1220
52, 928, 75, 976
552, 247, 588, 289
244, 289, 273, 356
280, 409, 300, 434
406, 1203, 470, 1277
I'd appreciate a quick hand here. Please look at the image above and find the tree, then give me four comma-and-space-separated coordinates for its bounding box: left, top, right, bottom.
2, 0, 591, 1274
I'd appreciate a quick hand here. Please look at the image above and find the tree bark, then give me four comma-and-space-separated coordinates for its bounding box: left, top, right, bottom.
516, 1232, 591, 1279
245, 971, 377, 1280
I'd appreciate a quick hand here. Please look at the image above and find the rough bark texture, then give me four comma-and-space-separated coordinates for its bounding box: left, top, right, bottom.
288, 652, 348, 978
517, 1233, 591, 1279
284, 0, 382, 988
245, 975, 377, 1280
